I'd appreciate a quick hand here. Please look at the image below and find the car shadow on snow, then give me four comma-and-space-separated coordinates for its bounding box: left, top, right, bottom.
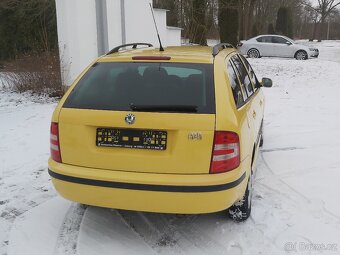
75, 206, 251, 255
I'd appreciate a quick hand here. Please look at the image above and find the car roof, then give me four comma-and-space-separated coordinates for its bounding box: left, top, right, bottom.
101, 46, 236, 64
253, 34, 294, 41
255, 34, 282, 37
253, 34, 293, 39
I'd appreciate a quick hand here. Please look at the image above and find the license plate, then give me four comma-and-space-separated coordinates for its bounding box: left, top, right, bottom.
96, 128, 167, 150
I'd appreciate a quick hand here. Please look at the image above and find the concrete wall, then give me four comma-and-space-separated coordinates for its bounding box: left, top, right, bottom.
55, 0, 181, 86
55, 0, 98, 87
106, 0, 122, 49
167, 27, 182, 46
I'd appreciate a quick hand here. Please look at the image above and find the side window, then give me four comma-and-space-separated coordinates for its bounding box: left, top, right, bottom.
272, 36, 288, 44
231, 55, 254, 98
238, 54, 258, 90
226, 61, 245, 108
257, 36, 272, 43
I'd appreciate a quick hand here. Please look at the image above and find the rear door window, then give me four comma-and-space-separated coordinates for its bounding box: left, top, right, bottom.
63, 62, 215, 114
226, 61, 245, 108
238, 54, 258, 90
272, 36, 289, 44
231, 55, 254, 98
256, 36, 272, 43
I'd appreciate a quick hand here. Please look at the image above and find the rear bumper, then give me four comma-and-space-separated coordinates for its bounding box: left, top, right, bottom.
48, 159, 248, 214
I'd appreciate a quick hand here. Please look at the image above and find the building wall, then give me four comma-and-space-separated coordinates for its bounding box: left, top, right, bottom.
55, 0, 181, 86
55, 0, 98, 87
106, 0, 122, 49
167, 27, 182, 46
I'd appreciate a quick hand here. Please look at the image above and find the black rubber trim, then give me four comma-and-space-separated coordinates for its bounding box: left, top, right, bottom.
48, 169, 246, 193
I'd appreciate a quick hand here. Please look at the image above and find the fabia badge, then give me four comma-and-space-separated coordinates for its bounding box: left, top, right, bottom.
188, 132, 202, 140
125, 113, 136, 125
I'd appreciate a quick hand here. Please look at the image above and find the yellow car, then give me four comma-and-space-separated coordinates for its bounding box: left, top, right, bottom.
49, 43, 272, 222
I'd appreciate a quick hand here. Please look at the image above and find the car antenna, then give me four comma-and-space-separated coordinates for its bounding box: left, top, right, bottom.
149, 3, 164, 52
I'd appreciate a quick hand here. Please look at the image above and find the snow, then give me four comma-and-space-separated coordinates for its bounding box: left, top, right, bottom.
1, 41, 340, 255
7, 198, 71, 255
0, 91, 57, 254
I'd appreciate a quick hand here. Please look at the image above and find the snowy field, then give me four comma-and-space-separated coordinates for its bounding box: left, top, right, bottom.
1, 41, 340, 255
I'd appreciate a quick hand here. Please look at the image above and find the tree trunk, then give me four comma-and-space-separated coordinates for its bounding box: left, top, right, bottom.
189, 0, 207, 45
238, 0, 244, 40
246, 0, 256, 39
318, 16, 326, 42
310, 20, 317, 41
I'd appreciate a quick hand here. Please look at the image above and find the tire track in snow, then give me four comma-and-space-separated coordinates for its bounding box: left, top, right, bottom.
116, 210, 183, 254
53, 204, 87, 255
258, 152, 340, 228
261, 147, 305, 153
116, 210, 231, 255
0, 167, 55, 255
259, 153, 311, 203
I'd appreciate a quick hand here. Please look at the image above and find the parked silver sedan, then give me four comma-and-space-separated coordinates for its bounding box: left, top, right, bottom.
237, 35, 319, 60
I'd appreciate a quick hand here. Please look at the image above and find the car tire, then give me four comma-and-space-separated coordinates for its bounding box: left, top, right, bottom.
227, 172, 253, 222
259, 121, 264, 147
259, 135, 264, 147
247, 48, 260, 58
295, 50, 308, 60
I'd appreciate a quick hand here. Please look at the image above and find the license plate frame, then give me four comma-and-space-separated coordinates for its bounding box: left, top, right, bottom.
96, 128, 167, 150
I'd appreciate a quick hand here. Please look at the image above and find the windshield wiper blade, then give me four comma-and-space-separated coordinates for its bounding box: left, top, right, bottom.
130, 104, 198, 112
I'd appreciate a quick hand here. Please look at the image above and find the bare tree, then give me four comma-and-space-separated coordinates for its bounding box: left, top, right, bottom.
238, 0, 257, 39
187, 0, 208, 45
303, 0, 340, 41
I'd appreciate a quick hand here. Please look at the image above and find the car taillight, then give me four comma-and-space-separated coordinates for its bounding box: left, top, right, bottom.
210, 131, 240, 174
237, 42, 243, 47
50, 122, 62, 163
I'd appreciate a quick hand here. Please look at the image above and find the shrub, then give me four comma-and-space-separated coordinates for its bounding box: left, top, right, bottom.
0, 51, 63, 97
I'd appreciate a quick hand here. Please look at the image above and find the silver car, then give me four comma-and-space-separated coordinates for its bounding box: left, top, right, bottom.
237, 35, 319, 60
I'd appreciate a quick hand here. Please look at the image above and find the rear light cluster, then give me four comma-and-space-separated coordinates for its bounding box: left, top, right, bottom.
210, 131, 240, 174
50, 122, 62, 163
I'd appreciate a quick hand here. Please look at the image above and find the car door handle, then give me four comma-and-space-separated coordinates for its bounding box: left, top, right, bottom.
260, 100, 263, 106
253, 111, 256, 118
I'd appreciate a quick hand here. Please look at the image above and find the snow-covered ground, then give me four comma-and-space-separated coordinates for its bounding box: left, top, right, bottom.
1, 41, 340, 255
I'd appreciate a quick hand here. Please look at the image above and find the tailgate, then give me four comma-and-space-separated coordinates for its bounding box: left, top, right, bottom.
58, 109, 215, 174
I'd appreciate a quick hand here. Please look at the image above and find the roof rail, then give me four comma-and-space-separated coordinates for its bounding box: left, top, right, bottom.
106, 43, 153, 55
212, 43, 234, 57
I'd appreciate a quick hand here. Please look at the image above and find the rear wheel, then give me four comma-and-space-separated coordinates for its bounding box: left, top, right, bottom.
259, 121, 264, 147
259, 136, 264, 147
247, 48, 260, 58
295, 50, 308, 60
227, 172, 253, 222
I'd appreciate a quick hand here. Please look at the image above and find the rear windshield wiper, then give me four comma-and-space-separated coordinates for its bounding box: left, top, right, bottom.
130, 104, 198, 113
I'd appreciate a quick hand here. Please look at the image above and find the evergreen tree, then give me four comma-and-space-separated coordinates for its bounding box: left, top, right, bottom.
218, 0, 239, 47
267, 23, 275, 34
275, 7, 289, 36
275, 7, 294, 38
251, 23, 259, 37
0, 0, 58, 61
287, 7, 294, 38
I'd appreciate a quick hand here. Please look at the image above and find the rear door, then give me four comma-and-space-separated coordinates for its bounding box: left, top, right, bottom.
238, 54, 264, 143
230, 55, 257, 145
271, 36, 293, 57
256, 36, 275, 57
58, 62, 216, 174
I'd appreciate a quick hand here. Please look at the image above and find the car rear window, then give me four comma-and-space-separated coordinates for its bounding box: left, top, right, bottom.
63, 62, 215, 114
